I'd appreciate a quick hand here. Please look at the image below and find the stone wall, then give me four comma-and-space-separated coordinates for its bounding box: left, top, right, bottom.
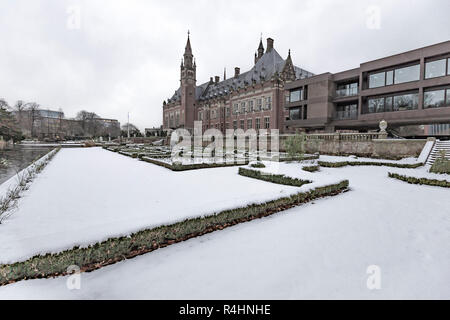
279, 135, 427, 159
168, 132, 428, 160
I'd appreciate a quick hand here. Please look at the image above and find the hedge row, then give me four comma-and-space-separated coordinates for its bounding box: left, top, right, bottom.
388, 172, 450, 188
239, 167, 312, 187
302, 165, 320, 173
0, 180, 349, 285
141, 156, 249, 171
318, 161, 423, 169
250, 162, 266, 168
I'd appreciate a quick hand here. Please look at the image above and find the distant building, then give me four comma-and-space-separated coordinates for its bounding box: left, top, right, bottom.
145, 126, 165, 137
162, 34, 313, 134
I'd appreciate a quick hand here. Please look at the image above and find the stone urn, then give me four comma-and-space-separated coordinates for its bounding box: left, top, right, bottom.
379, 120, 388, 133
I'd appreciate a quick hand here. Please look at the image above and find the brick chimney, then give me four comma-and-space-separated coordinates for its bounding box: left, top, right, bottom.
234, 67, 240, 78
215, 76, 220, 83
209, 77, 213, 84
266, 38, 274, 52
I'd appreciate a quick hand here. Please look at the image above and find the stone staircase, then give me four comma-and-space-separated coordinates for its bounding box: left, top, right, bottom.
426, 140, 450, 165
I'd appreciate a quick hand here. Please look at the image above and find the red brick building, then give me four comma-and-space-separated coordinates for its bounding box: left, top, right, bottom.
162, 35, 313, 134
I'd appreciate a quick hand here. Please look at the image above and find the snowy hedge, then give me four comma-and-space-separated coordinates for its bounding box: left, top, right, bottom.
388, 172, 450, 188
142, 157, 249, 171
0, 180, 349, 285
318, 161, 423, 169
302, 165, 320, 173
238, 168, 312, 187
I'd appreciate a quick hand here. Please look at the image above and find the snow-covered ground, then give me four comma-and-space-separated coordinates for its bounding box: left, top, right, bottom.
0, 159, 449, 299
0, 147, 338, 264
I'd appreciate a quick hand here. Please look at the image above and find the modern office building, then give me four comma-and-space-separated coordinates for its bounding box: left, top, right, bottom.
285, 40, 450, 133
162, 34, 313, 134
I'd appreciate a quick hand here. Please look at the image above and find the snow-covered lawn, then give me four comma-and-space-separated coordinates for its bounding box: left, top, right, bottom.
0, 147, 336, 264
0, 159, 449, 299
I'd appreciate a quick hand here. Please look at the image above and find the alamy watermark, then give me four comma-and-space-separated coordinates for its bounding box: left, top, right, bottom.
66, 265, 81, 290
170, 121, 280, 170
366, 265, 381, 290
67, 5, 81, 30
366, 5, 381, 30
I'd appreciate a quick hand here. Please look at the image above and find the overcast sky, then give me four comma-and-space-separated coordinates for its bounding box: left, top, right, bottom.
0, 0, 449, 130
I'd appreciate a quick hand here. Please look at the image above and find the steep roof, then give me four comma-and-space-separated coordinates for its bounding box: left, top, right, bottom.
167, 47, 314, 104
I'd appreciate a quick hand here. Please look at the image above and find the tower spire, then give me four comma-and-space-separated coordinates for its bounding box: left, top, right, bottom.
255, 35, 265, 64
183, 30, 194, 68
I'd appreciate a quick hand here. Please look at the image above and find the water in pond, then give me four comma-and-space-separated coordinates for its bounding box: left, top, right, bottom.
0, 145, 55, 185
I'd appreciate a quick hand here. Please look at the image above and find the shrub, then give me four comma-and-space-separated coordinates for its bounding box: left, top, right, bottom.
302, 165, 319, 172
430, 150, 450, 174
388, 172, 450, 188
250, 162, 266, 168
239, 167, 312, 187
284, 133, 306, 158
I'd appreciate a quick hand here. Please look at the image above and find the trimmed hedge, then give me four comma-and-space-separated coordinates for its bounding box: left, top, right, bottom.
0, 180, 349, 285
302, 165, 319, 173
388, 172, 450, 188
141, 156, 249, 171
250, 162, 266, 168
318, 161, 423, 169
239, 167, 312, 187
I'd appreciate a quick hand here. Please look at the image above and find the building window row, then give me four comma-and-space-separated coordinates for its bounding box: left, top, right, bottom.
424, 87, 450, 109
231, 117, 270, 130
364, 91, 419, 114
368, 63, 420, 89
231, 96, 272, 115
425, 57, 450, 79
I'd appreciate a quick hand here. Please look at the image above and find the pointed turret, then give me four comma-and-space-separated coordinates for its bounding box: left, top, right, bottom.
281, 49, 296, 82
183, 31, 194, 68
255, 37, 265, 64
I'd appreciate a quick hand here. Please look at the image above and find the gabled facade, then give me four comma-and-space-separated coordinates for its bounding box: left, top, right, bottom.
162, 35, 314, 134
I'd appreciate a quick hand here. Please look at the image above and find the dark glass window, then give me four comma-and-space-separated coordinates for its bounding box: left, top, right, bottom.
424, 89, 446, 108
290, 89, 302, 102
264, 117, 270, 129
385, 97, 393, 112
369, 72, 385, 88
386, 70, 394, 86
240, 120, 245, 129
425, 59, 446, 79
393, 93, 418, 111
247, 119, 252, 129
447, 89, 450, 105
335, 104, 357, 120
368, 98, 384, 113
336, 82, 358, 97
255, 118, 260, 130
394, 65, 420, 84
303, 105, 307, 120
448, 59, 450, 75
289, 108, 300, 120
